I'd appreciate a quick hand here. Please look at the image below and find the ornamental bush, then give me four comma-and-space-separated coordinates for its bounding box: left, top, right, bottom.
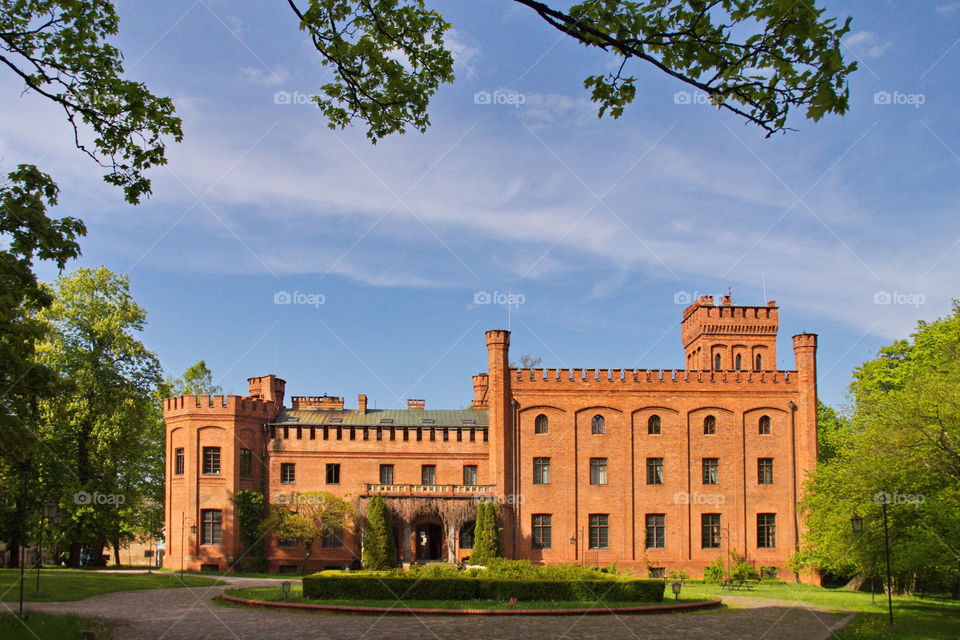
362, 495, 397, 570
469, 501, 501, 565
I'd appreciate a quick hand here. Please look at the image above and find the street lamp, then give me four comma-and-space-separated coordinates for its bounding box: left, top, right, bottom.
850, 513, 873, 604
180, 513, 197, 583
671, 581, 682, 600
852, 499, 895, 628
281, 580, 291, 601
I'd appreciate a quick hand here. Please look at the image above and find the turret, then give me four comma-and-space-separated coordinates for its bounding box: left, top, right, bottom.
247, 375, 286, 406
681, 296, 779, 370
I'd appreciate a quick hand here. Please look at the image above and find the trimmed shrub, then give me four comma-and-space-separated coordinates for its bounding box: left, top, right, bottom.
362, 495, 397, 570
470, 501, 501, 565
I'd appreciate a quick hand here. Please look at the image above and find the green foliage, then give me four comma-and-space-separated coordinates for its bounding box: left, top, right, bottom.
262, 491, 353, 574
817, 400, 851, 463
362, 494, 396, 570
168, 360, 222, 396
729, 551, 759, 581
704, 556, 726, 583
469, 501, 501, 565
233, 490, 267, 572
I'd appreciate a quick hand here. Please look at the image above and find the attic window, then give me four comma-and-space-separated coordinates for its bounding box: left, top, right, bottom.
421, 419, 435, 424
329, 418, 343, 423
462, 419, 476, 424
285, 417, 299, 422
380, 419, 394, 424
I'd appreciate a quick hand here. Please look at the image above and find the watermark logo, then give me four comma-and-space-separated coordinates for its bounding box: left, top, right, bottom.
473, 90, 526, 108
474, 494, 524, 506
873, 491, 925, 505
473, 291, 525, 308
673, 290, 719, 305
274, 291, 326, 308
74, 491, 125, 506
873, 291, 925, 308
873, 91, 925, 108
673, 91, 724, 106
674, 491, 725, 506
273, 91, 319, 105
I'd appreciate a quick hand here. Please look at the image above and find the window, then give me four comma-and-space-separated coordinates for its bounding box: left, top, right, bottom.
588, 514, 609, 549
534, 414, 548, 434
714, 353, 722, 370
647, 415, 661, 435
460, 521, 475, 549
421, 464, 436, 485
174, 448, 184, 475
532, 514, 552, 549
735, 354, 743, 370
533, 457, 551, 484
645, 514, 665, 549
758, 458, 774, 485
646, 458, 664, 485
326, 463, 341, 485
703, 415, 717, 434
755, 354, 763, 370
379, 464, 394, 485
280, 463, 296, 484
757, 513, 776, 548
201, 509, 222, 545
591, 414, 605, 434
239, 449, 252, 477
759, 415, 771, 435
277, 538, 297, 548
701, 513, 721, 549
702, 458, 719, 485
323, 528, 344, 548
463, 465, 478, 485
589, 458, 607, 485
202, 447, 220, 475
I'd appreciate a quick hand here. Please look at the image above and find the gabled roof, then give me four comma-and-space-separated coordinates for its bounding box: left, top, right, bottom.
270, 407, 488, 427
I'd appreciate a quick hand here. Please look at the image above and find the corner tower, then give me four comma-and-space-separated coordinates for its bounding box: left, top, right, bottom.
681, 295, 779, 370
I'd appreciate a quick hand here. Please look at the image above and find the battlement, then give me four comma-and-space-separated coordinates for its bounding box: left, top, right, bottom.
291, 395, 344, 410
510, 367, 796, 390
164, 394, 276, 417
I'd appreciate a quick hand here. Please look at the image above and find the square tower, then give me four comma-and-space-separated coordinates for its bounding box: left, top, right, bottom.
681, 295, 779, 370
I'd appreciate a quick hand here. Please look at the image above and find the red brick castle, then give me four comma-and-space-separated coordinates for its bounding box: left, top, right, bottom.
164, 295, 818, 579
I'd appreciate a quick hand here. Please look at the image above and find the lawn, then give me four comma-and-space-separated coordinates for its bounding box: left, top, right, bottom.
0, 568, 221, 602
0, 611, 110, 640
678, 582, 960, 640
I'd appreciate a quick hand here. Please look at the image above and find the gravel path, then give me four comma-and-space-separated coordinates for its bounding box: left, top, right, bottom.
24, 578, 854, 640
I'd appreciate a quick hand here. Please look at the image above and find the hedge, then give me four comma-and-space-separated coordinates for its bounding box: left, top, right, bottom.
302, 573, 665, 603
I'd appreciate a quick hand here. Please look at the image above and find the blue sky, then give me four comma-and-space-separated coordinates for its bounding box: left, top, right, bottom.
4, 0, 959, 412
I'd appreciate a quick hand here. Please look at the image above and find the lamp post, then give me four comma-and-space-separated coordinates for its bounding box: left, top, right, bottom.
671, 581, 682, 600
850, 514, 874, 604
281, 580, 291, 601
852, 505, 894, 627
33, 502, 61, 597
180, 513, 197, 583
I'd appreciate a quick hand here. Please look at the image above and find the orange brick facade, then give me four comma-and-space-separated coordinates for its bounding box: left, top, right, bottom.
163, 296, 818, 580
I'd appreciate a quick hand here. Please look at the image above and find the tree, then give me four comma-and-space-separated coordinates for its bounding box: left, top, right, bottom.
168, 360, 222, 396
262, 491, 353, 574
817, 400, 851, 464
287, 0, 856, 139
469, 501, 501, 565
37, 267, 163, 567
362, 494, 397, 570
233, 490, 268, 572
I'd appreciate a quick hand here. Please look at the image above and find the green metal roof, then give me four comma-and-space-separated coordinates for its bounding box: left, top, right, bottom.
271, 408, 488, 427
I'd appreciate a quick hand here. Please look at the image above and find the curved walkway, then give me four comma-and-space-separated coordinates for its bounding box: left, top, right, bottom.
26, 577, 854, 640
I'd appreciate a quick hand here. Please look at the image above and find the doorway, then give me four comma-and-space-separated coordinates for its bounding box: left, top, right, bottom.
415, 523, 444, 561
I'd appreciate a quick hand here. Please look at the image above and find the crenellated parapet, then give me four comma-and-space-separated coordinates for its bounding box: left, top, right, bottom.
511, 367, 796, 390
163, 394, 278, 419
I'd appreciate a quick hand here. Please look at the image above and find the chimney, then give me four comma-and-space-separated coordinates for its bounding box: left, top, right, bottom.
407, 398, 425, 410
358, 394, 368, 413
721, 295, 732, 306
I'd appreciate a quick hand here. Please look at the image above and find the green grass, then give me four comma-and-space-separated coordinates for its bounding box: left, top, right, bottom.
224, 585, 695, 610
0, 611, 110, 640
0, 568, 222, 602
158, 568, 303, 580
679, 582, 960, 639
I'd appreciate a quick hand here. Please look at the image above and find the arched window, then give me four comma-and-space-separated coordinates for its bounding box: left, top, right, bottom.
648, 414, 661, 435
759, 415, 771, 435
591, 414, 605, 434
534, 414, 548, 434
755, 354, 763, 371
704, 415, 717, 434
714, 353, 722, 370
735, 354, 742, 370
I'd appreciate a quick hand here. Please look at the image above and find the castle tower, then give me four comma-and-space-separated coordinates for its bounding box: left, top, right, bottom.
484, 329, 516, 555
681, 295, 779, 370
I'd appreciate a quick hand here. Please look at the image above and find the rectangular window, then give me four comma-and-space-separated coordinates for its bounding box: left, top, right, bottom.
532, 514, 552, 549
460, 522, 474, 549
702, 458, 719, 485
174, 448, 184, 475
646, 458, 664, 485
239, 449, 252, 477
323, 528, 344, 548
588, 514, 609, 549
589, 458, 608, 485
200, 509, 222, 545
533, 457, 551, 485
757, 513, 776, 548
701, 513, 721, 549
421, 464, 436, 485
202, 447, 220, 475
280, 462, 295, 484
277, 538, 297, 548
379, 464, 394, 485
758, 458, 774, 485
326, 463, 341, 485
463, 465, 478, 485
645, 514, 665, 549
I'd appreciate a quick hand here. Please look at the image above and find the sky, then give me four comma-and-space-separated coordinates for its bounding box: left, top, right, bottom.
3, 0, 958, 412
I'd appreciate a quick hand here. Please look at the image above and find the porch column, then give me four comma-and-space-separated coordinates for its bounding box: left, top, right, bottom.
402, 521, 412, 564
447, 525, 456, 563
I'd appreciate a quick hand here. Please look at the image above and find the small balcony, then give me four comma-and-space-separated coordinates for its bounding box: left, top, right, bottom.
364, 483, 495, 497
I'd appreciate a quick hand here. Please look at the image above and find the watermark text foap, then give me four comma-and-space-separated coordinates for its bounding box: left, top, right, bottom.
274, 291, 326, 308
673, 91, 725, 107
74, 491, 125, 506
474, 291, 525, 309
874, 491, 924, 505
673, 290, 720, 305
473, 90, 526, 108
474, 494, 524, 506
674, 491, 725, 506
873, 91, 925, 108
873, 291, 925, 308
273, 91, 319, 105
